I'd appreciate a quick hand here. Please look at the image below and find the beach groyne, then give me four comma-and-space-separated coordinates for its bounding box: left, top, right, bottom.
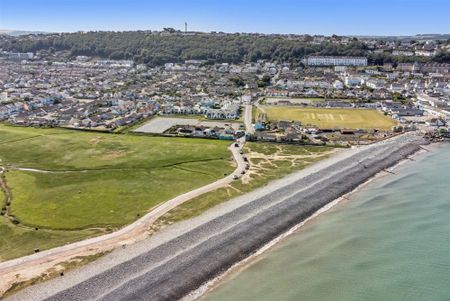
9, 134, 427, 301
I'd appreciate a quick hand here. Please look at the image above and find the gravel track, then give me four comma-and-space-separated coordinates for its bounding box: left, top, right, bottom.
8, 134, 427, 301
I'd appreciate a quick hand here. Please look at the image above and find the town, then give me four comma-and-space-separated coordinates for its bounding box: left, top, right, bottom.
1, 0, 450, 299
1, 32, 449, 146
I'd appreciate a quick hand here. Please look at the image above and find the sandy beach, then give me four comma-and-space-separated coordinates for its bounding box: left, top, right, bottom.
5, 133, 428, 301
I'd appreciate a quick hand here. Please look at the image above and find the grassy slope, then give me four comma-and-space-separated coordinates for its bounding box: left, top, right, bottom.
0, 125, 234, 259
152, 143, 333, 229
260, 106, 397, 130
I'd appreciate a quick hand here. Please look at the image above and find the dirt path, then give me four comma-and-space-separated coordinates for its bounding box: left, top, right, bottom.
0, 139, 247, 297
0, 167, 14, 221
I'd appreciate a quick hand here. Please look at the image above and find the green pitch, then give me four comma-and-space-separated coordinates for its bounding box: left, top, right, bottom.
260, 106, 397, 130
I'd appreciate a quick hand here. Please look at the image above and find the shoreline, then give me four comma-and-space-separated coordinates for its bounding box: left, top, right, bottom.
5, 134, 430, 301
185, 143, 436, 301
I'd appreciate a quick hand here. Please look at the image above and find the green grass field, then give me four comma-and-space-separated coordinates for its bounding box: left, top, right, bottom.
260, 106, 397, 130
0, 125, 234, 259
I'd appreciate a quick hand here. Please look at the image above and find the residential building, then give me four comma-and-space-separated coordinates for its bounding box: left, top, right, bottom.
303, 56, 367, 67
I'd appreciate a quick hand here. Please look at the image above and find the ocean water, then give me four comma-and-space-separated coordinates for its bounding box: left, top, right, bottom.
203, 144, 450, 301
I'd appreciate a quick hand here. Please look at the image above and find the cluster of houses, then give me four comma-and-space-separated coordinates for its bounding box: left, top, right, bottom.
0, 36, 449, 136
6, 97, 160, 129
250, 118, 394, 145
171, 124, 244, 140
162, 99, 241, 120
269, 62, 449, 102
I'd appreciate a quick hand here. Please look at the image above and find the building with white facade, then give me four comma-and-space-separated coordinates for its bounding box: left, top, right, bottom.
8, 52, 34, 61
392, 50, 414, 56
344, 76, 363, 87
303, 56, 367, 67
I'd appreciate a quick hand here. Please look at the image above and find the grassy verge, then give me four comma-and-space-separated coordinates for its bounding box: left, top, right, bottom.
150, 143, 333, 231
252, 106, 258, 123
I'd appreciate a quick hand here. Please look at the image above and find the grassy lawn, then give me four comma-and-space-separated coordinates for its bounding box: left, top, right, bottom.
260, 106, 397, 130
151, 143, 333, 230
0, 125, 234, 259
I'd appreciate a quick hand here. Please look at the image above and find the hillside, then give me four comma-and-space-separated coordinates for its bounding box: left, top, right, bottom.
2, 31, 448, 66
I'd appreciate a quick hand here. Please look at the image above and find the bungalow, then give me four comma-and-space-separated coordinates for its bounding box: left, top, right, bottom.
365, 79, 386, 90
344, 76, 362, 87
205, 109, 226, 119
391, 108, 424, 117
389, 83, 404, 93
381, 101, 403, 112
333, 80, 344, 90
255, 132, 277, 142
218, 131, 234, 140
340, 129, 355, 135
357, 102, 380, 109
325, 101, 353, 108
276, 120, 292, 130
426, 118, 446, 127
177, 126, 194, 136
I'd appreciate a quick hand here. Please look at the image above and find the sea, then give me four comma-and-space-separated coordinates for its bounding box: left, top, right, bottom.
202, 143, 450, 301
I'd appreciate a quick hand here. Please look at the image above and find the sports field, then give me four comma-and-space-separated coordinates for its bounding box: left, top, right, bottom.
260, 106, 397, 130
0, 125, 234, 260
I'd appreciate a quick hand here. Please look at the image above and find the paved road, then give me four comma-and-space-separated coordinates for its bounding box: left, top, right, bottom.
243, 104, 254, 134
0, 141, 247, 297
7, 134, 426, 301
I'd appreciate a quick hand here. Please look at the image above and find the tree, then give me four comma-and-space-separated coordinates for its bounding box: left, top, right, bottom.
257, 74, 271, 87
229, 76, 245, 87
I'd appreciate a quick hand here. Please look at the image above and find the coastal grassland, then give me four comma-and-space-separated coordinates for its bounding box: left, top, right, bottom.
7, 166, 229, 230
0, 125, 232, 171
151, 143, 334, 229
0, 218, 101, 261
259, 106, 397, 130
0, 124, 234, 258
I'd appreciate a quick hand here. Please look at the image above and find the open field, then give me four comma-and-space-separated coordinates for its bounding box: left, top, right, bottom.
152, 143, 333, 230
259, 106, 397, 130
0, 125, 234, 259
134, 117, 242, 134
